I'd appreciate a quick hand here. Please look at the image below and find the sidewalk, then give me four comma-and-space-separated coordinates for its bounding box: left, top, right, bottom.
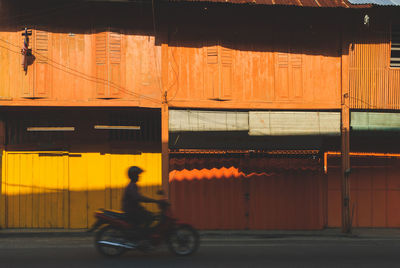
2, 228, 400, 239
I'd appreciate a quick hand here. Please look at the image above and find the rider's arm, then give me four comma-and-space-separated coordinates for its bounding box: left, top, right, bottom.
137, 195, 160, 204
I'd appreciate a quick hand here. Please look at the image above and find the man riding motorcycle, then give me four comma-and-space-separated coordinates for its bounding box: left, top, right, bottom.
91, 165, 200, 257
122, 166, 161, 235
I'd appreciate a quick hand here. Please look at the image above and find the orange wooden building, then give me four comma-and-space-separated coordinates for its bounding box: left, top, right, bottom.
0, 0, 399, 230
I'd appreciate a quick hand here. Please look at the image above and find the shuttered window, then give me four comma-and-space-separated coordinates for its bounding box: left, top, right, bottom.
391, 25, 400, 68
36, 30, 49, 63
94, 30, 122, 98
205, 41, 233, 98
109, 32, 121, 64
95, 32, 107, 65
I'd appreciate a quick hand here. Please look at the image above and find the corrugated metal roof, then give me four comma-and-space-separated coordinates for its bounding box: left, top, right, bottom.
169, 0, 372, 8
348, 0, 400, 6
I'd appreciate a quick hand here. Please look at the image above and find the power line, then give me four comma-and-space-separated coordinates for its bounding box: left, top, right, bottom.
0, 38, 162, 104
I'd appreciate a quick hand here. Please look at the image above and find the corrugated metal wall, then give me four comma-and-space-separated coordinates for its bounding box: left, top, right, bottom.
169, 155, 324, 230
327, 156, 400, 227
349, 22, 400, 110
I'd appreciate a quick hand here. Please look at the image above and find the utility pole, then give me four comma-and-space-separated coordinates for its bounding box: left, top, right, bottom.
341, 25, 351, 233
161, 91, 169, 198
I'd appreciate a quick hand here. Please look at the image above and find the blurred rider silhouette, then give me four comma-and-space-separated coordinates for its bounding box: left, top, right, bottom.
122, 166, 161, 232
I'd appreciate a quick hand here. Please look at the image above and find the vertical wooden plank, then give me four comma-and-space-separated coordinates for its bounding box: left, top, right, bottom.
69, 154, 88, 228
51, 156, 60, 227
0, 32, 10, 99
21, 153, 33, 228
87, 153, 107, 227
38, 155, 48, 228
62, 153, 69, 228
32, 153, 40, 228
56, 153, 67, 228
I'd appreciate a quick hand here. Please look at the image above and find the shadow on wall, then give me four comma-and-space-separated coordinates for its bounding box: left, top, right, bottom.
169, 156, 326, 230
0, 185, 163, 229
0, 0, 391, 55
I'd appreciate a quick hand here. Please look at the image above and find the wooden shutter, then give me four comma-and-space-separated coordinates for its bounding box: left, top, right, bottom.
108, 31, 121, 97
290, 53, 303, 98
21, 29, 34, 98
34, 29, 51, 98
220, 47, 232, 98
276, 52, 290, 99
275, 42, 303, 100
205, 41, 219, 98
95, 31, 107, 98
95, 30, 122, 98
204, 41, 233, 99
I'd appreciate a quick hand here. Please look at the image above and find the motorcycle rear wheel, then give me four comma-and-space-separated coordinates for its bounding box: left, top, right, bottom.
167, 225, 199, 256
95, 225, 128, 257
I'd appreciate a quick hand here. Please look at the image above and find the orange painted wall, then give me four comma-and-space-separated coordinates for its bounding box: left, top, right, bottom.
0, 4, 397, 111
0, 4, 348, 110
0, 28, 162, 107
164, 7, 344, 110
327, 157, 400, 227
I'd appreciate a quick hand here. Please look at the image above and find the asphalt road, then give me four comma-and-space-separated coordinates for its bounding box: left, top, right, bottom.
1, 236, 400, 268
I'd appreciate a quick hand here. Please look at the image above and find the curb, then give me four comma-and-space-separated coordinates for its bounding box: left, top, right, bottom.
0, 230, 92, 238
0, 230, 358, 239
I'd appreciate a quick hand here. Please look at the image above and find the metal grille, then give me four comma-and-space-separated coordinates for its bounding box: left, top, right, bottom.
391, 25, 400, 68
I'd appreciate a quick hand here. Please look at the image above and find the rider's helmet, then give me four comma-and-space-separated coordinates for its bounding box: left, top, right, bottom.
128, 166, 143, 182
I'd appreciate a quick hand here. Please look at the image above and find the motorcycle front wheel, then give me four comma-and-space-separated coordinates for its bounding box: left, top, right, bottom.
95, 225, 128, 257
167, 225, 200, 256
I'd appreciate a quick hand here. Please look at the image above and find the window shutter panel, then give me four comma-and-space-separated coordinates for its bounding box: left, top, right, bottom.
205, 41, 219, 98
290, 54, 303, 98
220, 47, 233, 98
207, 44, 218, 64
276, 52, 290, 99
95, 32, 108, 98
21, 29, 34, 98
108, 31, 122, 97
34, 29, 51, 98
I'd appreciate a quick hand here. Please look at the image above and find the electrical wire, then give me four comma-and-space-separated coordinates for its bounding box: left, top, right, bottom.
0, 1, 166, 104
0, 38, 162, 104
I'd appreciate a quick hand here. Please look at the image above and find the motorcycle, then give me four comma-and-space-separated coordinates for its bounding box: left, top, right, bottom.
88, 192, 200, 257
